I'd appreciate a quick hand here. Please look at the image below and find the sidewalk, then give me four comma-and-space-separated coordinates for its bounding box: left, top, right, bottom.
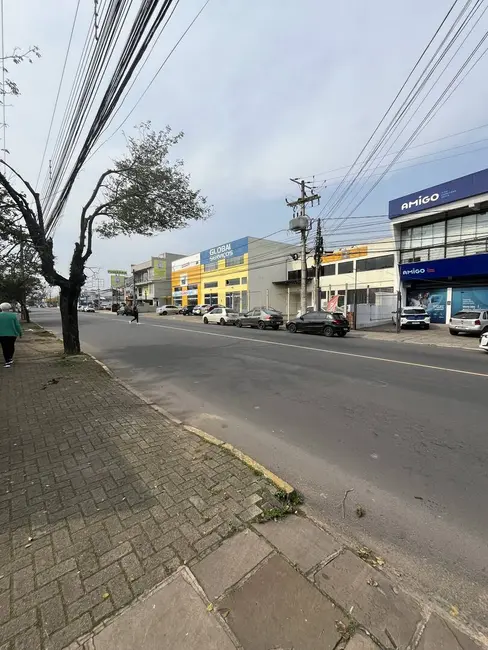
0, 327, 485, 650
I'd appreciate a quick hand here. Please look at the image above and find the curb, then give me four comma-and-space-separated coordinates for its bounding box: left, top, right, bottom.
82, 354, 296, 498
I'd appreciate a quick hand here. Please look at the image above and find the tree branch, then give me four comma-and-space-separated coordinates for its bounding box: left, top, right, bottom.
0, 158, 43, 224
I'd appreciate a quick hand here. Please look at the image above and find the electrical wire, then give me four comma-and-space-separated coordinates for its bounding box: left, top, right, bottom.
34, 0, 82, 190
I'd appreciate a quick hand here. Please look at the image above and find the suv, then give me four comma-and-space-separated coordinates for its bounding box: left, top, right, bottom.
156, 304, 179, 316
286, 311, 350, 337
449, 309, 488, 336
394, 307, 430, 329
235, 308, 284, 330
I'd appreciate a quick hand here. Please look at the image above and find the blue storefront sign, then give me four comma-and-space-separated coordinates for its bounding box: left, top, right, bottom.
201, 237, 248, 265
400, 253, 488, 280
406, 287, 447, 323
389, 167, 488, 219
451, 287, 488, 314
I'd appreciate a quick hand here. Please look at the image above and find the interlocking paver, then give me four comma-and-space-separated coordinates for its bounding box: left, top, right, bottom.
0, 329, 280, 648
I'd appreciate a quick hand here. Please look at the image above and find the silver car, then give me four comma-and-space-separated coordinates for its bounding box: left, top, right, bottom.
449, 309, 488, 336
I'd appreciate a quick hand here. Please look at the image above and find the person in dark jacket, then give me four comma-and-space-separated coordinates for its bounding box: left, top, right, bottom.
130, 304, 139, 324
0, 302, 22, 367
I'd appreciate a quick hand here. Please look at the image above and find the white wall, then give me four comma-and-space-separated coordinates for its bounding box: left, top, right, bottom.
354, 293, 396, 329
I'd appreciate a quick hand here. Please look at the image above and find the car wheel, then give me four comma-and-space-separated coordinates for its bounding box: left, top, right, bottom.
203, 317, 209, 324
482, 326, 488, 335
287, 323, 297, 333
236, 320, 242, 328
257, 320, 266, 330
337, 330, 347, 337
220, 318, 226, 326
323, 325, 334, 337
449, 329, 459, 336
162, 311, 167, 316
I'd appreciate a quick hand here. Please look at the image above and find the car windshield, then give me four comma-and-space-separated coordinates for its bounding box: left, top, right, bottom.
264, 309, 281, 315
403, 308, 426, 314
332, 312, 345, 319
453, 311, 480, 319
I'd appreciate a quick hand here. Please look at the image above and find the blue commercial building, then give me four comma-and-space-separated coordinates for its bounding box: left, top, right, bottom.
389, 168, 488, 323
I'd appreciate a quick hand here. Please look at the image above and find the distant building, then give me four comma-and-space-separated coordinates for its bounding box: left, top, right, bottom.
171, 237, 297, 312
131, 253, 185, 309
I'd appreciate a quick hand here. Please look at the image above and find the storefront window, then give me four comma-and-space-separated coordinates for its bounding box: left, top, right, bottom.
241, 290, 248, 312
225, 292, 241, 310
204, 293, 219, 305
204, 262, 218, 272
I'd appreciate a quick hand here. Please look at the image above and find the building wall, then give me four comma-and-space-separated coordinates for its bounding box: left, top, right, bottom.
132, 252, 185, 306
248, 238, 296, 312
171, 253, 202, 307
390, 168, 488, 323
200, 238, 249, 311
286, 239, 396, 311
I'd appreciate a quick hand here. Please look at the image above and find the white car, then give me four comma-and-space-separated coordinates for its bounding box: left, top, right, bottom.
479, 331, 488, 353
156, 304, 179, 316
393, 307, 430, 330
84, 306, 95, 313
202, 307, 239, 326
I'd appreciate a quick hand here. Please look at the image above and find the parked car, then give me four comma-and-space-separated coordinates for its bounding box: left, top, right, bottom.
179, 306, 194, 315
117, 305, 133, 316
393, 307, 430, 329
192, 304, 211, 316
235, 308, 284, 330
156, 304, 179, 316
479, 330, 488, 352
287, 311, 350, 337
449, 309, 488, 336
84, 305, 95, 313
203, 307, 239, 326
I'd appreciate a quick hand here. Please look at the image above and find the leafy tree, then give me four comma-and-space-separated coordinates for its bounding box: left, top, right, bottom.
0, 123, 210, 353
0, 250, 41, 321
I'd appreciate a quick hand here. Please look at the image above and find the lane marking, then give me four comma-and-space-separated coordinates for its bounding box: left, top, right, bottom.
109, 318, 488, 378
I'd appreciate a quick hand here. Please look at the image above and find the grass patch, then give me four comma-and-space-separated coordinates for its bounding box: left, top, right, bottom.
258, 488, 305, 522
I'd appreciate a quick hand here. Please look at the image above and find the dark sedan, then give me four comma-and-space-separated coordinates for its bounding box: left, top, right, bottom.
286, 311, 350, 337
236, 308, 284, 330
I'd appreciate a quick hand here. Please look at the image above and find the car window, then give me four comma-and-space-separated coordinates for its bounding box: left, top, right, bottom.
331, 312, 345, 319
264, 309, 281, 316
302, 313, 318, 321
453, 311, 480, 319
212, 308, 222, 314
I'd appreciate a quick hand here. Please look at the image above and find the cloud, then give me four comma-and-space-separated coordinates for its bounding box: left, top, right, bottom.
4, 0, 488, 284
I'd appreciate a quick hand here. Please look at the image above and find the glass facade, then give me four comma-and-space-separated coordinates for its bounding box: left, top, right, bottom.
400, 212, 488, 262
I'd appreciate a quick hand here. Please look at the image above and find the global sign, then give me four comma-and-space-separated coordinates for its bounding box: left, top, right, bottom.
201, 237, 248, 265
389, 167, 488, 219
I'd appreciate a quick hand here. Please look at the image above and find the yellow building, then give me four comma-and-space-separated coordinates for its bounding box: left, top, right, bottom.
171, 253, 202, 308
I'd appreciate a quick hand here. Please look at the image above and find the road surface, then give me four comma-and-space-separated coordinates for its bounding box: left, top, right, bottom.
33, 310, 488, 630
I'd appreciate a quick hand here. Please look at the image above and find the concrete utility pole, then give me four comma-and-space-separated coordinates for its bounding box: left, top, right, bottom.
286, 180, 321, 315
314, 218, 324, 310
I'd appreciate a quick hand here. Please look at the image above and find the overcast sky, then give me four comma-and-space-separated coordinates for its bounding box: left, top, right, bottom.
4, 0, 488, 286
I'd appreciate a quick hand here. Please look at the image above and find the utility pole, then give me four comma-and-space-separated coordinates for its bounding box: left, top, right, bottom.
286, 179, 321, 316
313, 218, 324, 310
396, 289, 402, 333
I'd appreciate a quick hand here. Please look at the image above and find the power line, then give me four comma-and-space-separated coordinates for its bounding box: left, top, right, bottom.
88, 0, 211, 163
34, 0, 82, 190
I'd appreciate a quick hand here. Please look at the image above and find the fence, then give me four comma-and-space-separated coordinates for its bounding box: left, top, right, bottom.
353, 292, 396, 329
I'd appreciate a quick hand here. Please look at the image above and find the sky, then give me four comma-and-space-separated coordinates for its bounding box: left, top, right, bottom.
4, 0, 488, 288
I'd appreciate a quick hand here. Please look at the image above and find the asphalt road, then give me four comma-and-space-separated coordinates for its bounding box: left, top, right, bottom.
33, 310, 488, 630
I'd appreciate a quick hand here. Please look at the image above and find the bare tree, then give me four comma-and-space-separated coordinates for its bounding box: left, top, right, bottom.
0, 123, 210, 353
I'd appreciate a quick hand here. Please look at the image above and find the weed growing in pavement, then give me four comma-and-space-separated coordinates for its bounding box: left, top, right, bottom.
258, 489, 305, 522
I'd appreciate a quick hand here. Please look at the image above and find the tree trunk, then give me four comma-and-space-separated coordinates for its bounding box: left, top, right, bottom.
59, 284, 81, 354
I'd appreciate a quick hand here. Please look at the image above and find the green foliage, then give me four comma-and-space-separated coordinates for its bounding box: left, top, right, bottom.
95, 123, 211, 238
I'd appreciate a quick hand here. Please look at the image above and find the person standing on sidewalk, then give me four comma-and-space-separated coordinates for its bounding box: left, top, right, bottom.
0, 302, 22, 367
130, 303, 139, 325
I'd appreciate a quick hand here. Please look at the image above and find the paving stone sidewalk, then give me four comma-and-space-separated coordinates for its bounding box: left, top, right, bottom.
0, 327, 486, 650
0, 329, 280, 649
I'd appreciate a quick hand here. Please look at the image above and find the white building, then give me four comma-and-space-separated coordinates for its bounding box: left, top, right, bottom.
283, 238, 396, 321
131, 252, 185, 309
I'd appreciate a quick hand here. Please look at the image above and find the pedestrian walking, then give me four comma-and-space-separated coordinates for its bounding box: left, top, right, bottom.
130, 304, 139, 325
0, 302, 22, 367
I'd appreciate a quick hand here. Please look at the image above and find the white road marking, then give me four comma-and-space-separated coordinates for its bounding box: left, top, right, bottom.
109, 319, 488, 378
